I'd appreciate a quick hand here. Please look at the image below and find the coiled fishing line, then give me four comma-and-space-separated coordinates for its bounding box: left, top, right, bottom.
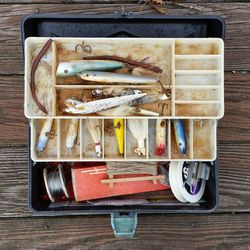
43, 164, 69, 202
169, 161, 207, 203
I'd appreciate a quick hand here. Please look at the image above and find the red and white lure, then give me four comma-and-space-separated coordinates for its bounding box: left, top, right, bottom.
155, 119, 166, 156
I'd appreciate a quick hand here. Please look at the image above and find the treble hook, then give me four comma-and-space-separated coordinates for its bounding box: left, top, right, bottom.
75, 41, 92, 58
158, 102, 168, 116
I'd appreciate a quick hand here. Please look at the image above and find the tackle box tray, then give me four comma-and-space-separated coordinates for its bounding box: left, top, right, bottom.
21, 14, 225, 238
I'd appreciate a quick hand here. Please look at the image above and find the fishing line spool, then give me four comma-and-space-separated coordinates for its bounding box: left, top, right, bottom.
43, 164, 69, 202
169, 161, 210, 203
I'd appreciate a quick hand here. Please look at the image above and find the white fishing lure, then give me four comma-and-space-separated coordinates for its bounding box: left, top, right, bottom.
37, 118, 54, 152
127, 119, 148, 156
64, 93, 147, 115
66, 118, 79, 150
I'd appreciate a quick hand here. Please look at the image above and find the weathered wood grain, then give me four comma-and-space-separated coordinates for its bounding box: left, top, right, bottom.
1, 0, 250, 3
0, 214, 249, 249
1, 73, 250, 145
0, 3, 250, 74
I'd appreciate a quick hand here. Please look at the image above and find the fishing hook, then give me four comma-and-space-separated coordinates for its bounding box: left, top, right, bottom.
75, 41, 92, 58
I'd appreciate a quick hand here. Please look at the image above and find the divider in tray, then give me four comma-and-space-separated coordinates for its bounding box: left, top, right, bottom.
31, 117, 216, 162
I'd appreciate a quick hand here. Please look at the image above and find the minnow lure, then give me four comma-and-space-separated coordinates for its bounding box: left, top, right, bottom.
64, 93, 147, 115
37, 118, 54, 152
78, 71, 159, 84
56, 60, 124, 77
172, 119, 187, 155
114, 119, 124, 155
155, 119, 166, 156
91, 88, 170, 104
66, 118, 79, 150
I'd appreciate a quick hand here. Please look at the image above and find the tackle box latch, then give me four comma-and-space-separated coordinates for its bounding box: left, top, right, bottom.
111, 212, 137, 238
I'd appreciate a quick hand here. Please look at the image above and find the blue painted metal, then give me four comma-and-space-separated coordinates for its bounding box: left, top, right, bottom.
111, 212, 137, 238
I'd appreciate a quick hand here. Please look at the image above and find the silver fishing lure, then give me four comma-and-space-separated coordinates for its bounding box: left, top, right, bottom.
37, 118, 54, 152
66, 118, 79, 150
78, 71, 159, 84
64, 93, 147, 115
56, 60, 124, 77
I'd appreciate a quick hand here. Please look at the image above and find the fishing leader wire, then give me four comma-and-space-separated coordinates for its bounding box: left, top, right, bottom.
43, 164, 69, 202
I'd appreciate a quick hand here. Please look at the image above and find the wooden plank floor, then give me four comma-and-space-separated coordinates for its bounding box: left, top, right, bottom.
0, 1, 250, 248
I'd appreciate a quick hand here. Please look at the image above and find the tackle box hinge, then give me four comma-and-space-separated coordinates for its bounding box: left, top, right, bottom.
111, 212, 137, 238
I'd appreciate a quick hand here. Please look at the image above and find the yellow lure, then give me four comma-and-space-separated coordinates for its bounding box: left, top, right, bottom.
114, 119, 124, 155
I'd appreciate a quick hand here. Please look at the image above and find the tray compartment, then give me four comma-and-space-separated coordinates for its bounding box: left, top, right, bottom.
104, 119, 125, 159
175, 103, 222, 117
25, 37, 224, 119
175, 40, 222, 55
55, 86, 170, 117
175, 73, 221, 86
81, 118, 104, 160
170, 120, 192, 160
31, 119, 58, 161
175, 55, 220, 70
193, 120, 216, 159
25, 39, 57, 117
59, 119, 80, 160
30, 118, 217, 162
126, 118, 148, 159
175, 88, 220, 101
148, 119, 168, 159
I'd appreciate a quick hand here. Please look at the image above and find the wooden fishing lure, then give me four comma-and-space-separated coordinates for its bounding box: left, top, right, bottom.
172, 119, 187, 155
37, 118, 54, 152
66, 119, 79, 150
64, 93, 147, 115
155, 119, 166, 156
56, 60, 124, 77
114, 119, 124, 155
78, 71, 159, 84
86, 119, 102, 158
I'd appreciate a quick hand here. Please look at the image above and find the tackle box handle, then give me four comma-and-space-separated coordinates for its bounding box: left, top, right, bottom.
111, 212, 138, 238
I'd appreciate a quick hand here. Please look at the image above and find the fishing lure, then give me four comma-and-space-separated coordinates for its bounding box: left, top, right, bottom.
56, 60, 124, 77
86, 119, 102, 158
91, 88, 170, 104
172, 119, 187, 155
155, 119, 166, 156
64, 93, 147, 115
127, 119, 148, 156
83, 55, 163, 73
37, 118, 54, 152
78, 71, 159, 84
97, 104, 159, 116
31, 39, 53, 114
66, 119, 79, 150
114, 119, 124, 155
